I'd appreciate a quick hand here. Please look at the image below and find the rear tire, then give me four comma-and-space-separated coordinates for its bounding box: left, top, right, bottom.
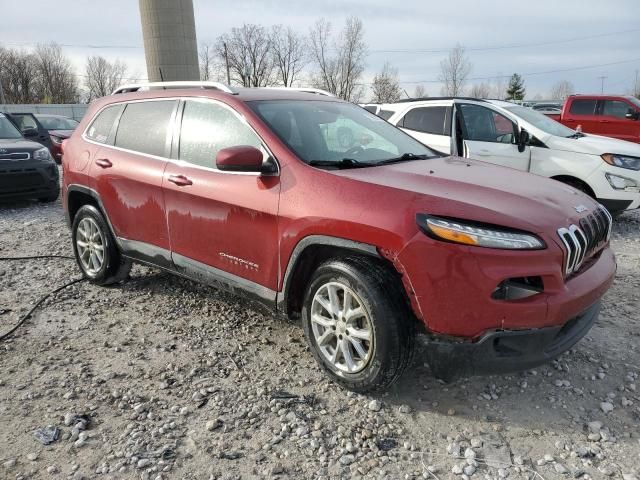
71, 205, 131, 285
301, 256, 415, 393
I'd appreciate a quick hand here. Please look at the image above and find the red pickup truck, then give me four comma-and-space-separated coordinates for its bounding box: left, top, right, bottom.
546, 95, 640, 143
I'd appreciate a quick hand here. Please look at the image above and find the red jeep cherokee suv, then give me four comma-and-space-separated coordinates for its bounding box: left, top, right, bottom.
62, 82, 616, 392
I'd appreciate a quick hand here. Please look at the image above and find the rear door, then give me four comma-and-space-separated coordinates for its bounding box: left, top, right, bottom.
563, 98, 599, 132
396, 105, 452, 154
163, 98, 281, 296
598, 98, 638, 142
457, 103, 530, 170
89, 100, 176, 266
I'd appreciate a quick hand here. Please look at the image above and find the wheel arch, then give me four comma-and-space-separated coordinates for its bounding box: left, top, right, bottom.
66, 185, 117, 239
550, 175, 596, 198
278, 236, 412, 321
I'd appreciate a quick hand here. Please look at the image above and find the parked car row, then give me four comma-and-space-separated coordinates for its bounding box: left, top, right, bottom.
52, 82, 618, 392
369, 97, 640, 216
4, 112, 78, 163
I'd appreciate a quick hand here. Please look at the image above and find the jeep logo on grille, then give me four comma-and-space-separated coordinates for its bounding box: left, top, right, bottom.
0, 148, 7, 154
574, 205, 588, 213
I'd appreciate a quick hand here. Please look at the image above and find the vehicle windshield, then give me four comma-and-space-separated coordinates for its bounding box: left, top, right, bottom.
503, 105, 576, 138
627, 96, 640, 109
0, 114, 23, 140
248, 100, 437, 166
36, 115, 79, 130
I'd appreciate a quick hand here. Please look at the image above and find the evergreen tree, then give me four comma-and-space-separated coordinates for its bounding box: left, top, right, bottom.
506, 73, 526, 100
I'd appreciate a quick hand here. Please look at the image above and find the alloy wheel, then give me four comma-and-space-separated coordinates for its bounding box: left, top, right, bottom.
75, 217, 105, 275
310, 281, 374, 373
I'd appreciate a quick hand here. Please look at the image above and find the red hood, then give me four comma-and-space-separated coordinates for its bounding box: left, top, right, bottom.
49, 129, 73, 139
333, 156, 599, 235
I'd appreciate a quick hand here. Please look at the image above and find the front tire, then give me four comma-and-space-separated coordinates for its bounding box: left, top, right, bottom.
71, 205, 131, 285
301, 257, 415, 393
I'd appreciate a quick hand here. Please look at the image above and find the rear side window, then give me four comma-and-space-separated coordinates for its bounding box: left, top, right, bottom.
569, 99, 597, 115
378, 110, 394, 120
86, 105, 121, 144
401, 107, 451, 135
115, 101, 176, 157
179, 100, 262, 168
602, 100, 631, 118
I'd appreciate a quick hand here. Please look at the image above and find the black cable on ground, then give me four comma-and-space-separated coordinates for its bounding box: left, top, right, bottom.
0, 255, 83, 341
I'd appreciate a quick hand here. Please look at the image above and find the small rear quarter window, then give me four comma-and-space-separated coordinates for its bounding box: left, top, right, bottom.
86, 105, 121, 144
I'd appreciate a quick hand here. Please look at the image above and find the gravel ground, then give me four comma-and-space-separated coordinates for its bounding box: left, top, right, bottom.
0, 196, 639, 480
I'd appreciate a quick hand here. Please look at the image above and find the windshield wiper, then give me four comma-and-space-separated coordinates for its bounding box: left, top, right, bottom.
376, 153, 431, 165
566, 131, 585, 139
308, 158, 368, 169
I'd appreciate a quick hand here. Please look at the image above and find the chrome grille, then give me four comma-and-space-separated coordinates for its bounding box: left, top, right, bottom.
557, 205, 612, 276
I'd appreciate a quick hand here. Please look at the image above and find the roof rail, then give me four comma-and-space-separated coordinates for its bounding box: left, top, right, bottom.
112, 81, 234, 95
395, 96, 488, 103
263, 87, 336, 97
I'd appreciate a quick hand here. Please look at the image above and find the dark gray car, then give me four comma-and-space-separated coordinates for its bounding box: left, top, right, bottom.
0, 113, 59, 202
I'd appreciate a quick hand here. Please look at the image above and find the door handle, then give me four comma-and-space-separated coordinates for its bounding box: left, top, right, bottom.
167, 174, 193, 186
95, 158, 112, 168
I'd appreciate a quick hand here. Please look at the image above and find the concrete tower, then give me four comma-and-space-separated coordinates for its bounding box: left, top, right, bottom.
139, 0, 199, 82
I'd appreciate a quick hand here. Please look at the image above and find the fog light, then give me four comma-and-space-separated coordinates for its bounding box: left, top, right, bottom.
605, 173, 639, 192
492, 277, 544, 300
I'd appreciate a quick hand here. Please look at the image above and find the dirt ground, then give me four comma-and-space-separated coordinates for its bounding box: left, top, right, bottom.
0, 196, 639, 480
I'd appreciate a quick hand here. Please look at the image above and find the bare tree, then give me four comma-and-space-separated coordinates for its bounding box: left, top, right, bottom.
309, 17, 367, 101
84, 56, 127, 100
413, 84, 427, 98
215, 24, 275, 87
468, 82, 491, 98
550, 80, 575, 101
0, 47, 39, 103
32, 43, 78, 103
270, 25, 307, 87
490, 75, 508, 100
370, 62, 402, 103
438, 44, 471, 96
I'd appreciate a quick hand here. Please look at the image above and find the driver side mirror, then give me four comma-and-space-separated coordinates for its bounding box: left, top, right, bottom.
625, 109, 639, 120
216, 145, 277, 175
22, 127, 38, 138
517, 128, 530, 153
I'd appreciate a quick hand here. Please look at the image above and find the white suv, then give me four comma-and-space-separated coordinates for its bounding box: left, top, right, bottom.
381, 98, 640, 215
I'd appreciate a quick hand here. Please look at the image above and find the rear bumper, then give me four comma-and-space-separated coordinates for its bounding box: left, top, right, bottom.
0, 160, 60, 201
423, 301, 600, 380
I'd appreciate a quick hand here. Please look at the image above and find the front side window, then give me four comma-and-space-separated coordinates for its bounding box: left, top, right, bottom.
0, 114, 23, 139
179, 100, 262, 168
249, 100, 436, 166
459, 104, 516, 143
602, 100, 632, 119
115, 101, 176, 157
401, 106, 450, 135
86, 105, 122, 144
569, 99, 597, 115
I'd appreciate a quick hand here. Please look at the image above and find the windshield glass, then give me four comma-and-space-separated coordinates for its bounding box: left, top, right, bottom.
36, 115, 79, 130
0, 114, 23, 139
627, 96, 640, 109
248, 100, 437, 166
503, 105, 576, 138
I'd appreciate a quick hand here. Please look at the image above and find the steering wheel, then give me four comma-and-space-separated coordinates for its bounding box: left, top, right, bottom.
344, 145, 364, 157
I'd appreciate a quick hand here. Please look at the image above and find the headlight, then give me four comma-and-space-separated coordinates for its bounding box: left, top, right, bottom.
50, 135, 63, 145
32, 147, 52, 161
601, 153, 640, 171
605, 172, 639, 191
417, 214, 545, 250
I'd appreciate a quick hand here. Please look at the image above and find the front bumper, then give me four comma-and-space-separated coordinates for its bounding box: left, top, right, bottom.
422, 301, 600, 381
0, 160, 60, 201
586, 167, 640, 212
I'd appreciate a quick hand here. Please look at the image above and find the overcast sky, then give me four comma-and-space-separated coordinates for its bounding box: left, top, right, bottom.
2, 0, 639, 99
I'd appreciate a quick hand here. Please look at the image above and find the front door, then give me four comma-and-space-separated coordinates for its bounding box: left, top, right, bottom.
457, 103, 531, 171
163, 99, 281, 300
598, 99, 639, 143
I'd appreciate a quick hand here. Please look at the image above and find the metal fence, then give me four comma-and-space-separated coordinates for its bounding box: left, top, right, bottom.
0, 104, 89, 122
